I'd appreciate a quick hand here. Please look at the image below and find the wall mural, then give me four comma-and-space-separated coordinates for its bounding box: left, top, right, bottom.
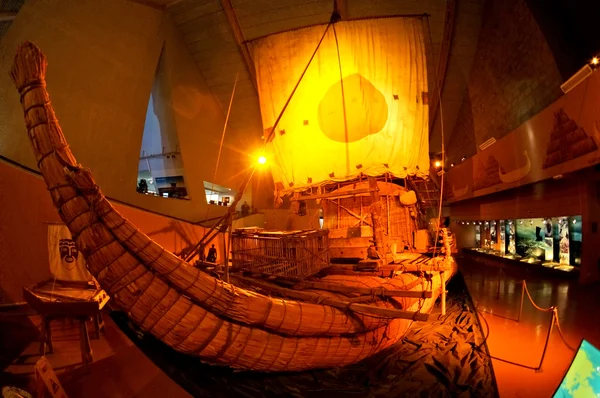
476, 216, 582, 265
543, 218, 554, 261
499, 150, 531, 183
557, 217, 570, 264
490, 222, 497, 243
499, 220, 506, 255
543, 110, 597, 169
507, 220, 516, 254
515, 219, 551, 260
445, 71, 600, 203
569, 216, 582, 266
551, 216, 582, 266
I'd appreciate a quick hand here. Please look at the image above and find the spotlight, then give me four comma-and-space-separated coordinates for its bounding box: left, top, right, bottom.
257, 155, 267, 165
450, 163, 455, 167
592, 56, 599, 66
434, 160, 442, 168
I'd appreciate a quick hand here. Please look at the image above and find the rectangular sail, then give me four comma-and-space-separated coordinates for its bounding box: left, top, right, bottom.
251, 18, 429, 195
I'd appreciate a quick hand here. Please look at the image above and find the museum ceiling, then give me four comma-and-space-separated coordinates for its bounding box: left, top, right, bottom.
1, 0, 487, 159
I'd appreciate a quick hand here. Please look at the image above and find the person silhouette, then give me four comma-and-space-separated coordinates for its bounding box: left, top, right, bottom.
137, 179, 148, 193
241, 201, 250, 217
206, 244, 217, 263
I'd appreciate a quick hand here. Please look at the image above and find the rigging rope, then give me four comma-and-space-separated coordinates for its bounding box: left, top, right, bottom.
423, 15, 446, 255
332, 23, 351, 173
203, 69, 240, 224
262, 23, 332, 146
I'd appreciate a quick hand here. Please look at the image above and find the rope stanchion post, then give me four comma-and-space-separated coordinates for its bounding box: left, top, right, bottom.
471, 275, 577, 372
517, 280, 525, 322
535, 307, 556, 372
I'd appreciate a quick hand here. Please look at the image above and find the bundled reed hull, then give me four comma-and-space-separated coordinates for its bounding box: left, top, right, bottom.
10, 42, 456, 371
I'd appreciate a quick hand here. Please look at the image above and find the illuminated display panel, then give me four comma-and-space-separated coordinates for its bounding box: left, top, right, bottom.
553, 339, 600, 397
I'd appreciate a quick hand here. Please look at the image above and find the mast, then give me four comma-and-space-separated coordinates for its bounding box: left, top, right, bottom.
368, 176, 388, 264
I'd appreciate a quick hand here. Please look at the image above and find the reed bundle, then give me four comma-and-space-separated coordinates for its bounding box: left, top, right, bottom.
10, 41, 456, 371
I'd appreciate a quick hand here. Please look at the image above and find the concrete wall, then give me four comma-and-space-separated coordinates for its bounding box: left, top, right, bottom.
0, 159, 227, 304
446, 0, 563, 165
0, 0, 256, 222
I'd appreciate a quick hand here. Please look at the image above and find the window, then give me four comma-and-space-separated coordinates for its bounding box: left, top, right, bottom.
136, 49, 188, 200
204, 181, 234, 206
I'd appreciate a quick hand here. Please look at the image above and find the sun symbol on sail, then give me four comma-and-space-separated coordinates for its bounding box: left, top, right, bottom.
318, 73, 388, 143
498, 150, 531, 183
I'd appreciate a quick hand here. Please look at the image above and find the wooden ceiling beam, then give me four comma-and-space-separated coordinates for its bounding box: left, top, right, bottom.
428, 0, 457, 136
220, 0, 257, 92
124, 0, 165, 11
334, 0, 348, 20
0, 12, 18, 22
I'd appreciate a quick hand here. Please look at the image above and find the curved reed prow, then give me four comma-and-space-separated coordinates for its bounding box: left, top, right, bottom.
10, 41, 47, 95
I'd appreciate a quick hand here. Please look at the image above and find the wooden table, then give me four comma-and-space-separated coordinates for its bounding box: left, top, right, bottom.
23, 280, 110, 371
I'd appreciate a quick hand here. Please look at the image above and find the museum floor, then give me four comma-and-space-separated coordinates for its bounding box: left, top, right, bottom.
1, 256, 598, 397
461, 257, 600, 397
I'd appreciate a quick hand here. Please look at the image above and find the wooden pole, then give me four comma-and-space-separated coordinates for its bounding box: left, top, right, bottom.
222, 214, 232, 283
518, 280, 525, 322
368, 176, 388, 264
293, 280, 433, 298
184, 169, 254, 262
440, 271, 446, 316
231, 275, 429, 321
290, 188, 375, 201
222, 231, 229, 283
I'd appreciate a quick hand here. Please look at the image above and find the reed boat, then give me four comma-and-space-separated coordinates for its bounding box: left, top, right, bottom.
11, 15, 455, 373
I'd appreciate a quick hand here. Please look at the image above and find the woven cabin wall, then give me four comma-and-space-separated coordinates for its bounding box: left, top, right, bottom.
323, 196, 371, 230
388, 198, 417, 248
231, 230, 329, 277
323, 195, 415, 241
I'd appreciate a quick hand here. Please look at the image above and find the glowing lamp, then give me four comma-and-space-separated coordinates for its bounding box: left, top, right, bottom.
592, 57, 599, 66
257, 155, 267, 165
434, 160, 442, 168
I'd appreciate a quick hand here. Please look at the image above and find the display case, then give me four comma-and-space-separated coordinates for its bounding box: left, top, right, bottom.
458, 215, 582, 273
